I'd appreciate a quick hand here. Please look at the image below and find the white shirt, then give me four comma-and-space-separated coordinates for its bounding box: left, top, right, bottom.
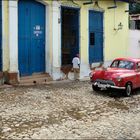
72, 57, 80, 68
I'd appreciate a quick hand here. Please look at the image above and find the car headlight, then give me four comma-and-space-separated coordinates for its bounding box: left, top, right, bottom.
116, 77, 123, 82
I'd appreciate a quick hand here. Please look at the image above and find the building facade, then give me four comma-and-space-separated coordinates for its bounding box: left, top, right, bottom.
0, 0, 129, 83
128, 14, 140, 58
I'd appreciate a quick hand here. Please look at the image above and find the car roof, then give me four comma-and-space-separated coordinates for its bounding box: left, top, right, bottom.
114, 58, 140, 63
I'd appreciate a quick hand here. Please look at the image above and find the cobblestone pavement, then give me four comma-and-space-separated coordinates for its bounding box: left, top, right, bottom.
1, 81, 140, 139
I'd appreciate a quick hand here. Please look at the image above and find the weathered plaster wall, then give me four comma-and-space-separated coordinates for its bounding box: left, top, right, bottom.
77, 1, 129, 62
128, 30, 140, 58
104, 2, 129, 61
4, 0, 52, 72
73, 1, 129, 78
2, 1, 9, 71
2, 0, 129, 80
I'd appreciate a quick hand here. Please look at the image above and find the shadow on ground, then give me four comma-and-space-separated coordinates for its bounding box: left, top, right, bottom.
90, 88, 140, 98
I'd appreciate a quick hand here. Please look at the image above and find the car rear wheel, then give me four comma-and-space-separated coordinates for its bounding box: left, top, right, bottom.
125, 84, 132, 97
92, 85, 100, 91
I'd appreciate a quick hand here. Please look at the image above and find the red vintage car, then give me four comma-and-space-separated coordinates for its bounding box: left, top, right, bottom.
90, 58, 140, 96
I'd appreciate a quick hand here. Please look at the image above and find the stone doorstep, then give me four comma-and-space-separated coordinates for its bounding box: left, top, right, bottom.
0, 70, 90, 87
2, 72, 18, 85
18, 79, 73, 86
20, 73, 51, 80
0, 72, 53, 86
0, 77, 90, 88
19, 73, 53, 86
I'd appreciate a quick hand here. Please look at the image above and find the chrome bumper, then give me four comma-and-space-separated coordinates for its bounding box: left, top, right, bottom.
93, 82, 125, 90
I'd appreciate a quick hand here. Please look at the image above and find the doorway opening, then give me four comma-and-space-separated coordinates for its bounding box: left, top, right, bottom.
61, 7, 79, 66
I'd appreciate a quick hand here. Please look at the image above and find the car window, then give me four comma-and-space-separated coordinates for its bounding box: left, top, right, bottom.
111, 60, 134, 69
125, 62, 134, 69
119, 61, 126, 68
111, 60, 119, 68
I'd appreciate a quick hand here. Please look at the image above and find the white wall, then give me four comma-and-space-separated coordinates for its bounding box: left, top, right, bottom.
128, 30, 140, 58
9, 1, 18, 72
51, 1, 63, 80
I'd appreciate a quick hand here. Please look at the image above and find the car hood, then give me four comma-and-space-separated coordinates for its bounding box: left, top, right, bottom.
94, 67, 135, 80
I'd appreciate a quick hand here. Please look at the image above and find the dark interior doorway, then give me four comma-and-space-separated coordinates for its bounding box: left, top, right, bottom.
61, 7, 79, 66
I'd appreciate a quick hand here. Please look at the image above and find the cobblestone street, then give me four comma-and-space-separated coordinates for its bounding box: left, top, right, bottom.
0, 81, 140, 139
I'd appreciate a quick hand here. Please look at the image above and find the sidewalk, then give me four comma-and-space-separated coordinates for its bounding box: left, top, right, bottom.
0, 76, 90, 88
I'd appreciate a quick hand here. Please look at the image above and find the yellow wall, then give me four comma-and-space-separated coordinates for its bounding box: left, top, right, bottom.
80, 6, 89, 64
78, 1, 129, 62
2, 0, 129, 72
2, 1, 9, 71
104, 2, 129, 61
2, 0, 53, 71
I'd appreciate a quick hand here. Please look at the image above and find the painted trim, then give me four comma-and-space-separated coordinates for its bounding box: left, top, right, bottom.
9, 0, 18, 72
51, 1, 63, 80
52, 2, 61, 68
1, 1, 3, 71
36, 0, 49, 6
88, 6, 105, 13
60, 1, 81, 9
61, 5, 80, 10
45, 4, 50, 73
58, 5, 62, 68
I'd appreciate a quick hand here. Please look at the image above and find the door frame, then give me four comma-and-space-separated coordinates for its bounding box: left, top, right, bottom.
88, 9, 104, 64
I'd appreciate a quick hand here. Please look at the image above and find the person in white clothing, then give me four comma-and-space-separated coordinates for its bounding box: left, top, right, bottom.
72, 54, 80, 80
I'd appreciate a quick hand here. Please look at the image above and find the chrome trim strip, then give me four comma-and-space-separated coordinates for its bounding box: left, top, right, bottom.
93, 82, 125, 90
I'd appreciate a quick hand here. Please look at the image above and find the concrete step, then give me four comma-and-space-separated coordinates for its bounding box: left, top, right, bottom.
20, 73, 50, 80
19, 73, 53, 85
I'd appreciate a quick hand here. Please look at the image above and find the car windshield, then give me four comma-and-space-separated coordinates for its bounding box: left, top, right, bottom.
110, 60, 134, 70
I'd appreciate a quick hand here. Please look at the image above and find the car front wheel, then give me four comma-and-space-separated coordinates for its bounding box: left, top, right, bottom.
125, 84, 132, 97
92, 85, 100, 91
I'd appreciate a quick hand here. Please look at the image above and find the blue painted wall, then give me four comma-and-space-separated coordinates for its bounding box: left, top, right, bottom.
89, 10, 103, 64
18, 0, 45, 76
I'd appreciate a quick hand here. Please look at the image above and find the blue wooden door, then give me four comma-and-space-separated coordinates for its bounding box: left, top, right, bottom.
89, 10, 103, 64
18, 0, 45, 76
0, 1, 2, 70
